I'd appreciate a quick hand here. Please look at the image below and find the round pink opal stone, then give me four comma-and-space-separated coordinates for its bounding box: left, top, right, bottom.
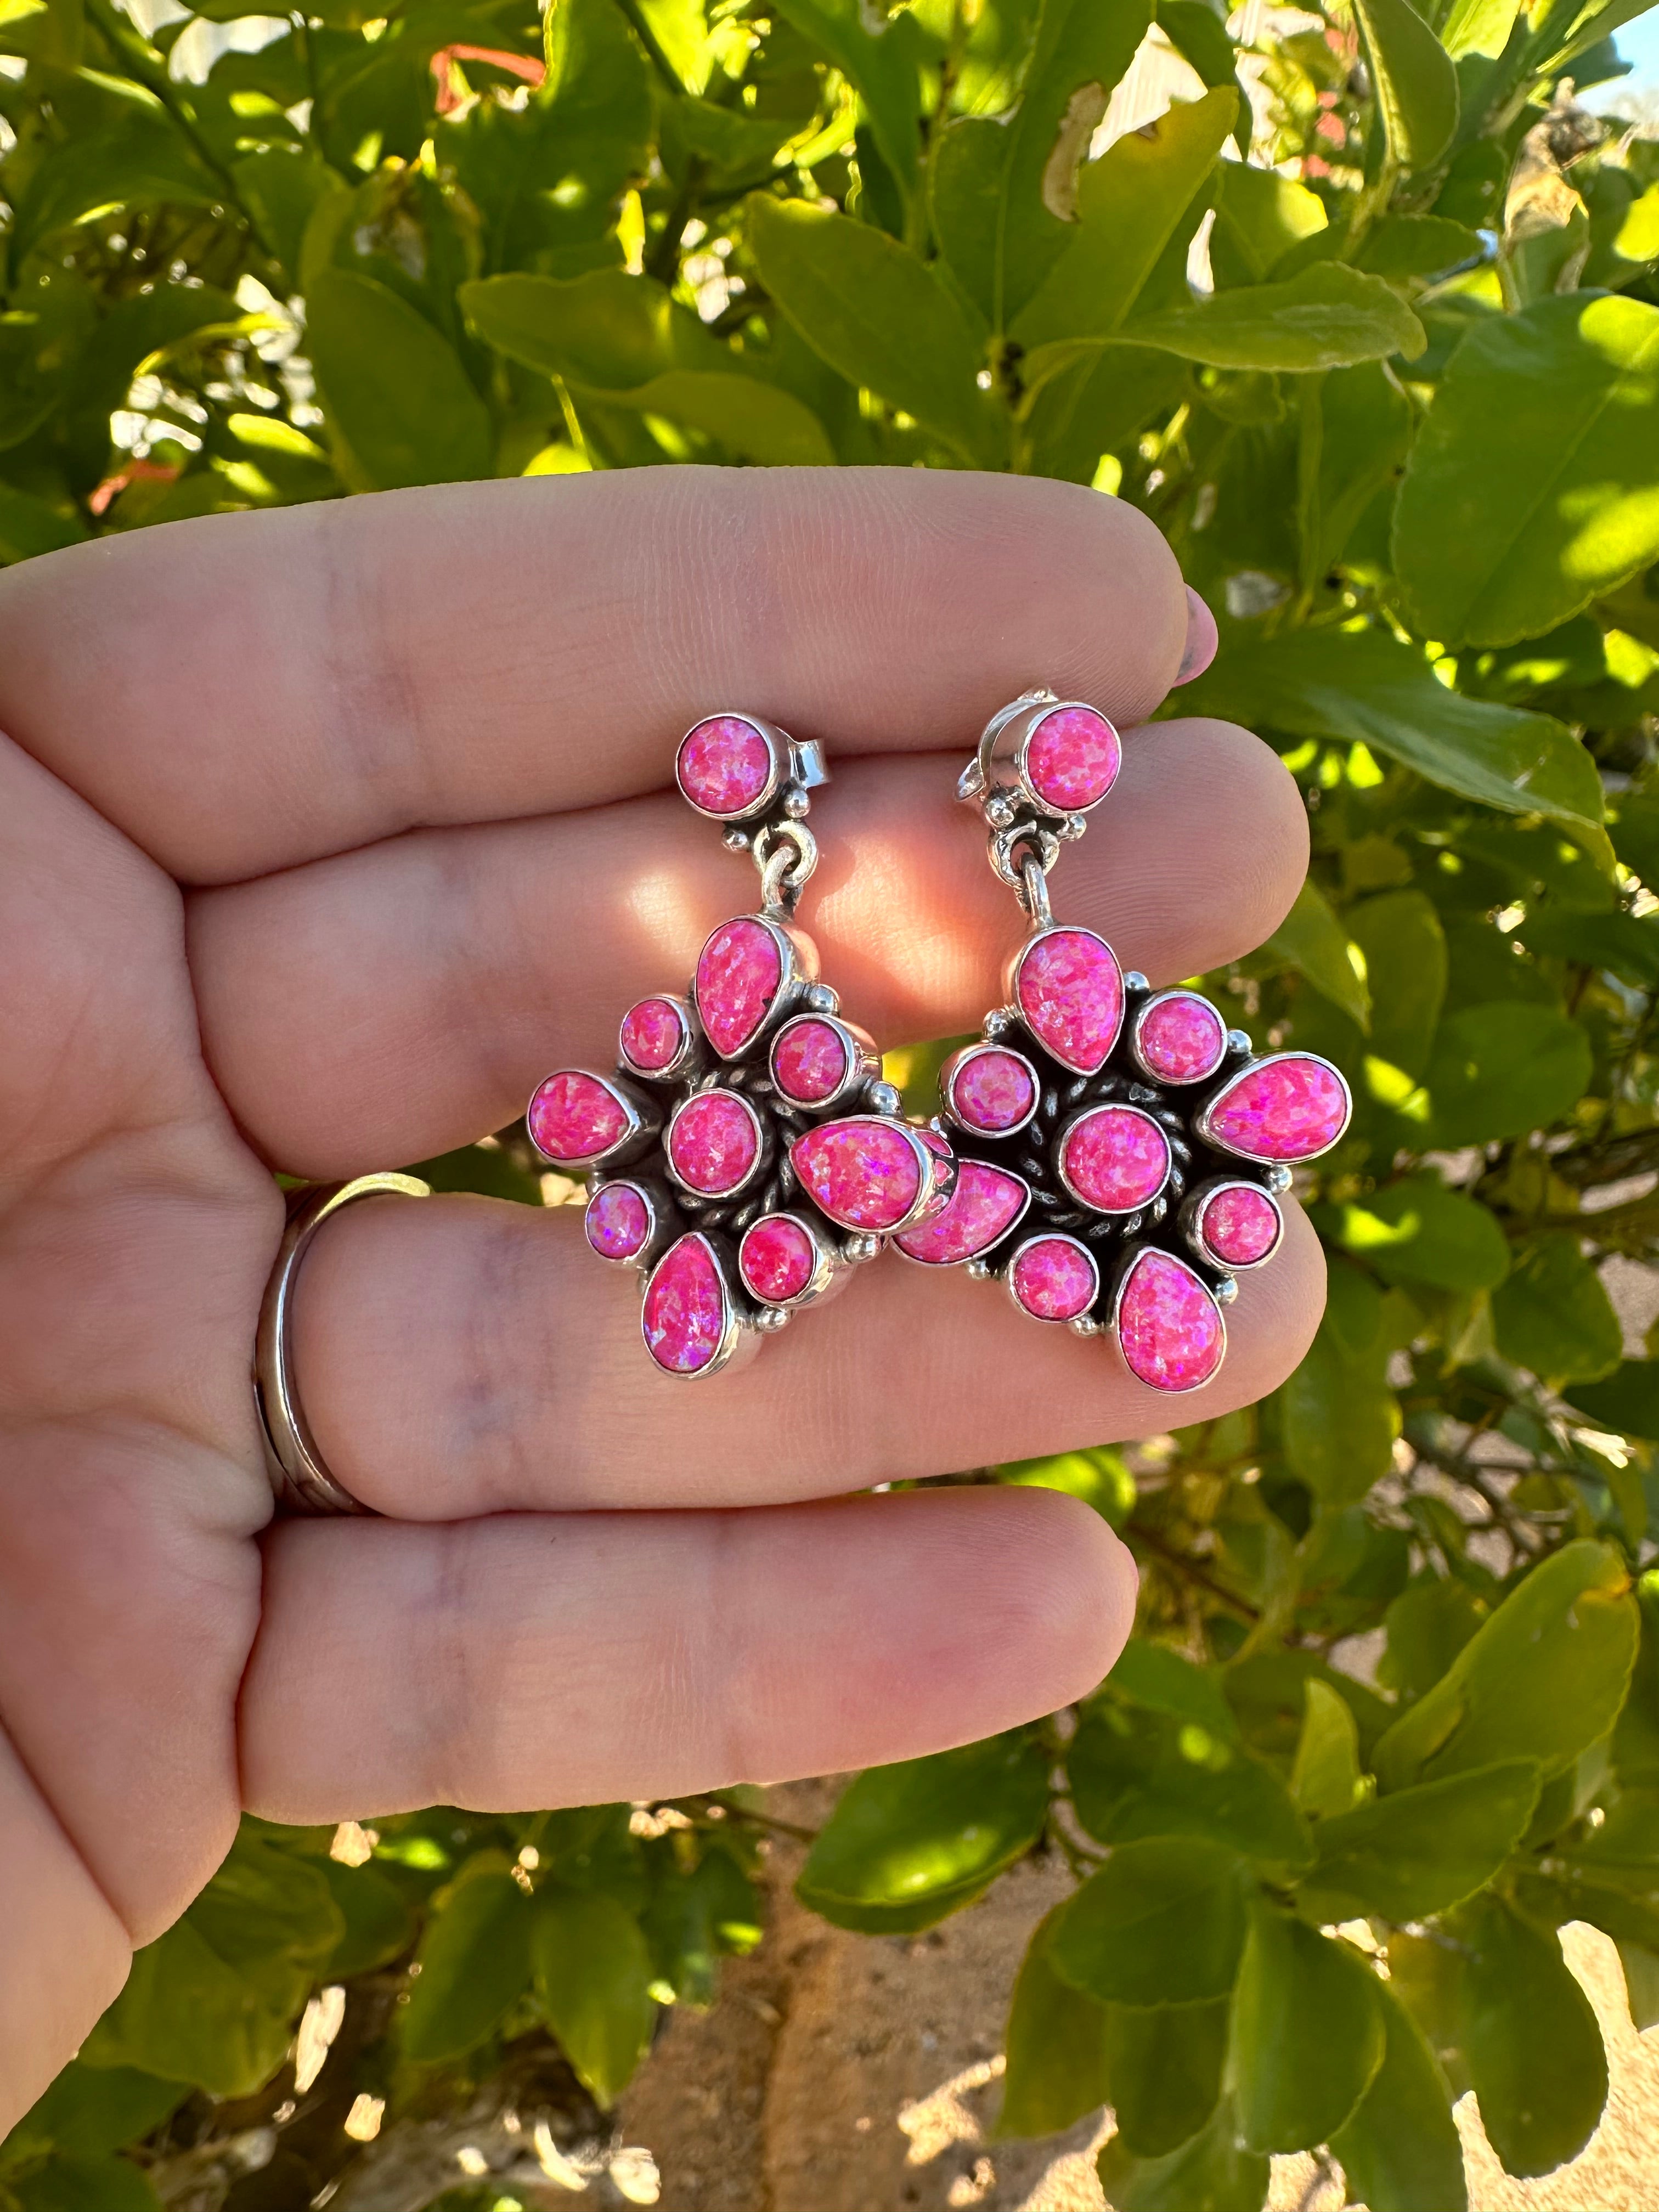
1201, 1184, 1280, 1268
772, 1017, 848, 1104
1117, 1250, 1224, 1392
1205, 1054, 1350, 1163
585, 1182, 650, 1260
895, 1161, 1028, 1265
669, 1091, 760, 1196
643, 1235, 729, 1375
1137, 994, 1226, 1084
1061, 1105, 1171, 1213
791, 1119, 922, 1232
1025, 706, 1121, 813
1014, 929, 1124, 1075
696, 917, 785, 1058
1011, 1236, 1098, 1321
740, 1215, 816, 1304
677, 716, 775, 817
949, 1047, 1037, 1134
529, 1070, 629, 1164
620, 996, 686, 1073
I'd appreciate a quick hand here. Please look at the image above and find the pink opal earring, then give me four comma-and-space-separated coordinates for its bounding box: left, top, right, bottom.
896, 690, 1352, 1393
526, 716, 955, 1379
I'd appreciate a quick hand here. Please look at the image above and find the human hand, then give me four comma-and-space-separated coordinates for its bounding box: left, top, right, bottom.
0, 467, 1319, 2118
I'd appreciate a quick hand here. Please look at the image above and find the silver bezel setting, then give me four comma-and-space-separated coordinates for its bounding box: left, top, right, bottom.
664, 1087, 770, 1200
939, 1040, 1042, 1138
1108, 1246, 1228, 1395
1181, 1177, 1284, 1272
583, 1176, 678, 1271
737, 1210, 839, 1310
641, 1230, 751, 1380
1006, 1232, 1101, 1324
693, 910, 820, 1063
1056, 1103, 1173, 1216
618, 993, 699, 1082
675, 713, 830, 826
1003, 924, 1126, 1076
769, 1012, 880, 1114
791, 1116, 958, 1238
895, 1160, 1031, 1266
1192, 1051, 1355, 1165
1128, 988, 1228, 1087
528, 1068, 661, 1172
969, 693, 1122, 820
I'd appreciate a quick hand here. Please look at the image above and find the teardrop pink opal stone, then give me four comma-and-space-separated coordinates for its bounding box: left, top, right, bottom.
528, 1070, 629, 1164
1200, 1185, 1280, 1267
895, 1161, 1029, 1265
740, 1215, 816, 1304
696, 917, 785, 1058
791, 1119, 922, 1232
1013, 928, 1124, 1075
642, 1235, 730, 1375
1203, 1054, 1350, 1163
1116, 1250, 1224, 1392
1137, 993, 1226, 1083
1010, 1236, 1098, 1321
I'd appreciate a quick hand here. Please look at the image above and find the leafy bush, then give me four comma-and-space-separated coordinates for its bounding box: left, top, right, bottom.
5, 0, 1659, 2201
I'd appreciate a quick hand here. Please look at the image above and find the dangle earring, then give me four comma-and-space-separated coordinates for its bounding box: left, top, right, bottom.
526, 715, 955, 1379
897, 691, 1352, 1393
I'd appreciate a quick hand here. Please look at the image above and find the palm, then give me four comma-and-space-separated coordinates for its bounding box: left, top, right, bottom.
0, 466, 1320, 2120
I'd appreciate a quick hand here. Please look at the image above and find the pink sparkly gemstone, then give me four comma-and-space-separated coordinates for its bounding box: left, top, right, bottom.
585, 1182, 650, 1261
1200, 1184, 1281, 1268
620, 996, 686, 1073
773, 1017, 849, 1104
1010, 1236, 1098, 1321
1025, 706, 1122, 813
741, 1215, 816, 1304
1116, 1249, 1224, 1392
947, 1046, 1038, 1135
895, 1161, 1029, 1265
1013, 929, 1124, 1076
669, 1090, 760, 1196
528, 1070, 630, 1164
643, 1235, 730, 1375
1060, 1105, 1171, 1213
791, 1119, 923, 1232
1202, 1054, 1350, 1163
696, 917, 785, 1058
1137, 994, 1226, 1084
677, 716, 775, 817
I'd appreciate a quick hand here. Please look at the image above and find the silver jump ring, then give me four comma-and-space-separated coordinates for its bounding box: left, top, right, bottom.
254, 1173, 430, 1514
753, 819, 819, 913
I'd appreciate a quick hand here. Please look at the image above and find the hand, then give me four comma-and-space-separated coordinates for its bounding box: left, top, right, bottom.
0, 467, 1319, 2118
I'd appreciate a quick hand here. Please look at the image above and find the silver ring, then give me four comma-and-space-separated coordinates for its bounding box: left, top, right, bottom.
254, 1173, 430, 1514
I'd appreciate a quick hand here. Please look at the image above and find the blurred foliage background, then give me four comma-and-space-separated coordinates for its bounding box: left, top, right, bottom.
7, 0, 1659, 2199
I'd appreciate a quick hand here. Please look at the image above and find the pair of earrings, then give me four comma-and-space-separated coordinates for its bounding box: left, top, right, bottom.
527, 703, 1350, 1392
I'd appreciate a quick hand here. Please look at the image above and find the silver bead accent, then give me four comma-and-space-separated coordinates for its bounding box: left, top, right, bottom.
723, 827, 752, 853
983, 1008, 1012, 1040
844, 1233, 881, 1265
1227, 1029, 1254, 1057
1124, 970, 1149, 994
804, 981, 840, 1014
1069, 1314, 1103, 1338
753, 1304, 791, 1333
966, 1258, 993, 1281
865, 1079, 901, 1116
1214, 1276, 1238, 1306
783, 787, 811, 820
1266, 1165, 1293, 1193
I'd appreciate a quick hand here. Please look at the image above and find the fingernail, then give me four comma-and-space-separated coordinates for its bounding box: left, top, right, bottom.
1174, 586, 1217, 686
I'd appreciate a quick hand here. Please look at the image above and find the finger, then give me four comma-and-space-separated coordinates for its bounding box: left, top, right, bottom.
292, 1193, 1323, 1517
239, 1487, 1136, 1824
188, 720, 1306, 1176
0, 470, 1189, 884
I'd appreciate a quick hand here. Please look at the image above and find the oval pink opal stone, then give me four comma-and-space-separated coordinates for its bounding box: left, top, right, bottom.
643, 1235, 729, 1375
949, 1047, 1037, 1134
528, 1070, 629, 1164
1117, 1250, 1224, 1392
895, 1161, 1029, 1265
1137, 994, 1226, 1084
1061, 1105, 1171, 1213
1014, 929, 1124, 1075
773, 1018, 848, 1104
677, 716, 774, 817
620, 996, 686, 1073
696, 917, 785, 1058
740, 1215, 816, 1304
1201, 1184, 1281, 1268
1205, 1055, 1350, 1163
1011, 1236, 1098, 1321
791, 1119, 922, 1232
1025, 706, 1121, 812
669, 1091, 759, 1196
585, 1182, 650, 1260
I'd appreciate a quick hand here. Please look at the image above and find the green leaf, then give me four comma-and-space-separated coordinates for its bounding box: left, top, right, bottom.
1457, 1895, 1609, 2177
771, 0, 922, 215
1322, 1173, 1511, 1293
1299, 1758, 1541, 1921
399, 1863, 534, 2064
1423, 1005, 1594, 1147
1299, 360, 1414, 584
1104, 1996, 1229, 2156
1228, 1905, 1384, 2153
532, 1883, 654, 2105
1355, 212, 1483, 281
1613, 1572, 1659, 1785
1329, 1978, 1468, 2212
14, 2157, 162, 2212
1395, 295, 1659, 649
319, 1859, 415, 1979
306, 269, 494, 490
796, 1731, 1050, 1933
1125, 262, 1425, 371
6, 2066, 185, 2163
10, 104, 221, 257
1096, 2097, 1269, 2212
1280, 1262, 1401, 1506
1492, 1232, 1622, 1386
1439, 0, 1517, 57
1371, 1539, 1639, 1792
1107, 1639, 1242, 1742
1352, 0, 1458, 174
1266, 878, 1370, 1027
1052, 1836, 1248, 2007
744, 196, 996, 464
1520, 905, 1659, 989
633, 0, 708, 89
1347, 889, 1446, 1081
1210, 161, 1327, 287
1068, 1705, 1313, 1869
995, 1904, 1111, 2138
1618, 1942, 1659, 2032
1289, 1678, 1365, 1818
1378, 1575, 1487, 1702
0, 483, 87, 563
